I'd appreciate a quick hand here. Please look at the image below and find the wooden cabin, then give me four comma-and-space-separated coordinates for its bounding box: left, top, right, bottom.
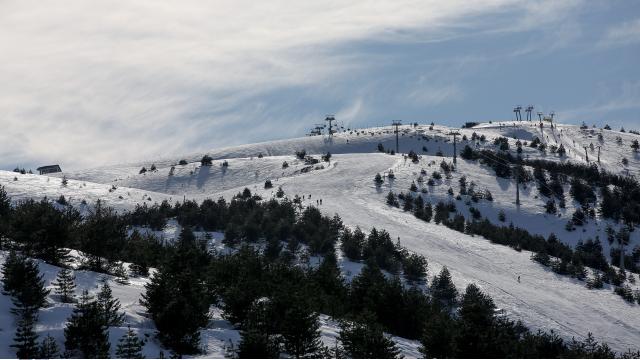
37, 165, 62, 175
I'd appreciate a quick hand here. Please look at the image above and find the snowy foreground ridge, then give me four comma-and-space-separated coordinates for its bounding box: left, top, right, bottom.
2, 121, 640, 356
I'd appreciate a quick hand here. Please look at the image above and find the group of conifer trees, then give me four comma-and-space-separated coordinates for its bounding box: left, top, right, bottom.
1, 185, 637, 357
1, 251, 144, 358
396, 144, 640, 299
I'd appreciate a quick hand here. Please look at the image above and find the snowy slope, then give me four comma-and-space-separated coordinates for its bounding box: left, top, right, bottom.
56, 122, 640, 184
3, 121, 640, 353
219, 153, 640, 352
0, 251, 421, 358
0, 171, 172, 212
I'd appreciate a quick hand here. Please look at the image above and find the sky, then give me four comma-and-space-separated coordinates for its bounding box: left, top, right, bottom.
0, 0, 639, 171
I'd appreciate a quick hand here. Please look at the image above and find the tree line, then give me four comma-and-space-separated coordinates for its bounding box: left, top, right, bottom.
1, 185, 637, 358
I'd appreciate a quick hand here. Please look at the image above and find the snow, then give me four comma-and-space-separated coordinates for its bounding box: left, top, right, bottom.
0, 251, 421, 358
2, 121, 640, 354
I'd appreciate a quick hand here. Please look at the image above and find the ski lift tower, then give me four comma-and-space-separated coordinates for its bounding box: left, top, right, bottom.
513, 106, 523, 122
325, 115, 336, 137
392, 120, 402, 153
537, 111, 544, 125
549, 111, 555, 126
526, 105, 534, 122
448, 131, 461, 165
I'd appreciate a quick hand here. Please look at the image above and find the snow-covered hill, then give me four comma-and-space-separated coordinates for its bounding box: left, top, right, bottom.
2, 120, 640, 354
0, 251, 421, 358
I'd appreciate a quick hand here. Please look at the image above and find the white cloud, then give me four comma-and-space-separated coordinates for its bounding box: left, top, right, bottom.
559, 81, 640, 125
0, 0, 581, 170
599, 18, 640, 48
406, 84, 463, 106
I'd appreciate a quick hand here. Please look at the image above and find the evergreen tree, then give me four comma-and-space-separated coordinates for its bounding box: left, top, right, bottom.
402, 195, 414, 211
410, 182, 418, 192
557, 143, 566, 157
386, 192, 398, 207
632, 139, 639, 152
419, 310, 456, 358
2, 252, 50, 317
11, 312, 39, 359
39, 334, 61, 359
9, 199, 79, 264
238, 329, 281, 359
0, 186, 11, 241
279, 294, 324, 358
52, 267, 76, 303
341, 227, 365, 261
237, 299, 281, 359
79, 200, 127, 273
64, 290, 111, 358
200, 155, 213, 166
140, 227, 210, 355
97, 282, 125, 326
402, 253, 427, 282
141, 268, 209, 354
339, 315, 400, 359
423, 202, 433, 222
1, 250, 23, 295
374, 173, 383, 185
116, 325, 146, 358
455, 283, 496, 357
310, 250, 348, 318
460, 145, 474, 160
431, 266, 458, 307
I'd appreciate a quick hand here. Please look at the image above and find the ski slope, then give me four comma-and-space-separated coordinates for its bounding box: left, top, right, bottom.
2, 121, 640, 354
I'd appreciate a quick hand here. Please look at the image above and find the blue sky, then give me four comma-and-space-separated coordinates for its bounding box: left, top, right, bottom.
0, 0, 638, 170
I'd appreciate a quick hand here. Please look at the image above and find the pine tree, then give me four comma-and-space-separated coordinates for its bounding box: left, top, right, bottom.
97, 282, 125, 326
140, 230, 210, 354
79, 200, 127, 273
557, 143, 566, 157
374, 173, 383, 185
237, 299, 281, 359
237, 329, 281, 359
52, 267, 76, 303
419, 310, 456, 358
39, 334, 60, 358
386, 192, 398, 207
0, 185, 11, 240
310, 250, 348, 318
1, 250, 23, 295
431, 266, 458, 307
116, 325, 146, 358
200, 155, 213, 166
423, 202, 433, 222
338, 315, 400, 359
113, 262, 130, 285
9, 199, 79, 264
341, 227, 365, 261
64, 289, 111, 358
410, 182, 418, 192
402, 253, 428, 282
455, 283, 496, 357
11, 312, 39, 359
2, 253, 50, 317
631, 139, 639, 152
279, 295, 324, 358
